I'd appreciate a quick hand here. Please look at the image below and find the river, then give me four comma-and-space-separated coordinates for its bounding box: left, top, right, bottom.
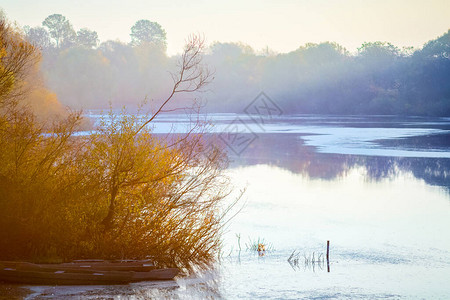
23, 114, 450, 299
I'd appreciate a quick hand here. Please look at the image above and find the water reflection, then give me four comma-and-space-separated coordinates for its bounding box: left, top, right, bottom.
287, 250, 326, 272
25, 270, 224, 299
218, 161, 450, 299
226, 163, 450, 251
229, 133, 450, 192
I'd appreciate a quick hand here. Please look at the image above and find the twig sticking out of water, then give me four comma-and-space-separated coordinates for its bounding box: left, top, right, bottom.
236, 233, 241, 251
288, 250, 325, 271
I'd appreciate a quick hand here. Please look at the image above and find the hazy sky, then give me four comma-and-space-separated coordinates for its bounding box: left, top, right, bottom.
2, 0, 449, 55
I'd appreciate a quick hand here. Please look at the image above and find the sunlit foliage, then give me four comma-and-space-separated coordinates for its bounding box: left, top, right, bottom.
0, 15, 237, 270
0, 19, 38, 105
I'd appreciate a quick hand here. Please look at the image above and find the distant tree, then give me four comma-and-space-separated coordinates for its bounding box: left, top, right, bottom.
24, 26, 53, 49
420, 29, 450, 59
296, 42, 348, 65
258, 45, 277, 56
208, 42, 255, 65
76, 28, 99, 48
98, 40, 127, 53
42, 14, 76, 48
358, 42, 400, 59
130, 19, 166, 47
400, 46, 415, 57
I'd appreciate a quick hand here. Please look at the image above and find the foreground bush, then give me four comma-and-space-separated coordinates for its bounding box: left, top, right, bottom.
0, 16, 236, 270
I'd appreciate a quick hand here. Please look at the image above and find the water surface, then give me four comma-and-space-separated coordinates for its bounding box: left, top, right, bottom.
24, 114, 450, 299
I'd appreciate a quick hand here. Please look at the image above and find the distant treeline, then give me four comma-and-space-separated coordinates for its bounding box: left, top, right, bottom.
24, 13, 450, 116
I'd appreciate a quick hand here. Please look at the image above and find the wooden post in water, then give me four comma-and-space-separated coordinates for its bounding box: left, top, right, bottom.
326, 240, 330, 272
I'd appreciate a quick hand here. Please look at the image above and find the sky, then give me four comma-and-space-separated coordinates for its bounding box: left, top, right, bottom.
2, 0, 449, 55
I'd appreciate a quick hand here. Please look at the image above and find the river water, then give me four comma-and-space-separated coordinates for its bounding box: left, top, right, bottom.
23, 114, 450, 299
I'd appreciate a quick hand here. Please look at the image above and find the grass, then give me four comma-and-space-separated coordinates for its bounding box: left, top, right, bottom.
218, 234, 275, 260
245, 237, 274, 252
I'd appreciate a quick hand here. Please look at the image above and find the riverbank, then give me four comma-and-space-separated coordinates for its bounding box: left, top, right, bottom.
0, 284, 32, 299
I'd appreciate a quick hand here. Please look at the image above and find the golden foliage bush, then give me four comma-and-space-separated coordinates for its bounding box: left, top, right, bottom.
0, 17, 236, 270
